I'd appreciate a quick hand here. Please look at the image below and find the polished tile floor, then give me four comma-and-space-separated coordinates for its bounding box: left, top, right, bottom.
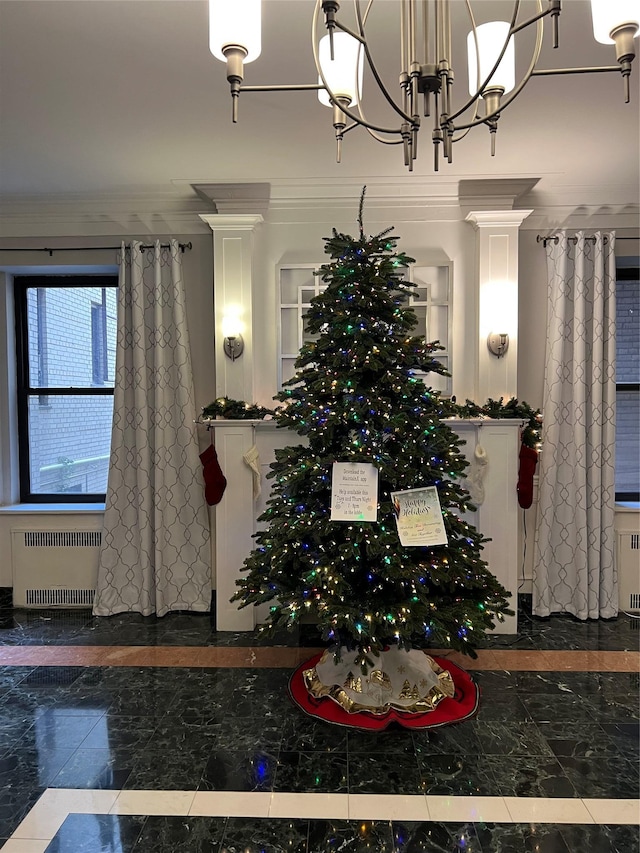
0, 598, 638, 852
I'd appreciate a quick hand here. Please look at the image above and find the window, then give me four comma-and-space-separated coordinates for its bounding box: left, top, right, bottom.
615, 262, 639, 501
15, 275, 118, 502
406, 263, 452, 396
277, 262, 452, 395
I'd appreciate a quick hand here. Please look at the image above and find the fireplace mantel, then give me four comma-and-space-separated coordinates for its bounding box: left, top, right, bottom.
209, 418, 521, 633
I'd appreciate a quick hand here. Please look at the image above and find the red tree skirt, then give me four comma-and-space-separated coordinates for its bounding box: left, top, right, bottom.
288, 651, 480, 731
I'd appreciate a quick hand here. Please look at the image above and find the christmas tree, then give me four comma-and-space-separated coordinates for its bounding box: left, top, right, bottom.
233, 192, 512, 671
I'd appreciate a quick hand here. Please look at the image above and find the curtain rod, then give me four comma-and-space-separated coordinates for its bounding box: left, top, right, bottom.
0, 241, 193, 257
537, 234, 638, 247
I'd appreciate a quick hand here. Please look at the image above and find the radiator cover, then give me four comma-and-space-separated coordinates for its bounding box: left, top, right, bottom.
618, 531, 640, 613
11, 529, 102, 608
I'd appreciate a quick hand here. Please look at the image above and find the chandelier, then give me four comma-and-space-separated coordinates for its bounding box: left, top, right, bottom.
209, 0, 639, 171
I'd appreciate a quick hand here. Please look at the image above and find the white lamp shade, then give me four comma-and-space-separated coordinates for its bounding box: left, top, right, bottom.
590, 0, 639, 44
467, 21, 515, 96
209, 0, 261, 63
221, 313, 244, 338
318, 32, 364, 107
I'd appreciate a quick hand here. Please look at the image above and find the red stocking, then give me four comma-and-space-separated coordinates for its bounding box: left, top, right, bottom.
517, 443, 538, 509
199, 444, 227, 506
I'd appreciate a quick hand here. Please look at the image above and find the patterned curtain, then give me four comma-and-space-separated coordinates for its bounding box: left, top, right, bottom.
93, 240, 211, 617
532, 232, 617, 619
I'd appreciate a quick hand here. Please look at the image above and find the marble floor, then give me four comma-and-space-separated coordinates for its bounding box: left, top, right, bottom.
0, 598, 638, 852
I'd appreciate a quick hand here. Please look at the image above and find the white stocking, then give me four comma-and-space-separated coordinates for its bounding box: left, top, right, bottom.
467, 443, 488, 505
243, 444, 262, 499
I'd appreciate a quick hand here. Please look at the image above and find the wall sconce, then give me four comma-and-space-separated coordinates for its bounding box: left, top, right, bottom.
221, 314, 244, 361
487, 332, 509, 358
224, 333, 244, 360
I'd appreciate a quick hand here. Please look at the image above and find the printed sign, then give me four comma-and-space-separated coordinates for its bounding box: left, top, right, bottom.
390, 486, 448, 547
330, 462, 379, 522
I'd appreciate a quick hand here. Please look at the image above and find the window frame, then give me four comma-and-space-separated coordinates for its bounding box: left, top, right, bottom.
276, 261, 453, 396
14, 274, 118, 503
91, 292, 109, 386
615, 264, 639, 503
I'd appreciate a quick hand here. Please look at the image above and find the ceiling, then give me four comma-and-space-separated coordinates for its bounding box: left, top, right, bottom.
0, 0, 638, 223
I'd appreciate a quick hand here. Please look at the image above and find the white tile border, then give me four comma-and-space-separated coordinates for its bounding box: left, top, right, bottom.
348, 794, 430, 821
191, 791, 272, 818
0, 841, 50, 853
503, 796, 595, 825
2, 789, 639, 850
109, 790, 196, 816
427, 795, 513, 823
583, 799, 640, 825
270, 792, 349, 820
9, 790, 119, 841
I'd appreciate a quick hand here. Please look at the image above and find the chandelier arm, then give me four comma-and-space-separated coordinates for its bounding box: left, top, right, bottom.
449, 125, 473, 146
363, 128, 404, 145
451, 0, 550, 130
310, 1, 411, 137
319, 98, 407, 136
348, 0, 402, 131
510, 5, 559, 37
240, 84, 326, 92
348, 2, 409, 146
446, 0, 524, 125
345, 0, 415, 123
531, 65, 621, 75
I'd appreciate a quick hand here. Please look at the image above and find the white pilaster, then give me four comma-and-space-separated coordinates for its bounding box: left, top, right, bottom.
199, 214, 263, 404
465, 209, 532, 402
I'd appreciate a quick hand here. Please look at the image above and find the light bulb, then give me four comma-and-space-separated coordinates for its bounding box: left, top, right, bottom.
590, 0, 639, 43
467, 21, 515, 96
209, 0, 261, 63
318, 32, 364, 107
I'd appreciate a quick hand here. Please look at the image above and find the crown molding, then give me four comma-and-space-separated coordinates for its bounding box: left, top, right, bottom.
192, 183, 271, 216
0, 191, 216, 239
0, 180, 637, 237
199, 214, 264, 232
466, 210, 534, 229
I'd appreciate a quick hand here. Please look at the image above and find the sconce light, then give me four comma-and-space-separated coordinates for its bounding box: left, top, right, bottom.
221, 314, 244, 361
223, 333, 244, 360
487, 332, 509, 358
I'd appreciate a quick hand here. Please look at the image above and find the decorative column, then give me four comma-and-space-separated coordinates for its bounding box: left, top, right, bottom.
465, 209, 532, 402
199, 214, 263, 403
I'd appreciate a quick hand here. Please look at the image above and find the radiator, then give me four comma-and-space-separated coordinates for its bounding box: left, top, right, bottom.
11, 529, 102, 608
617, 531, 640, 613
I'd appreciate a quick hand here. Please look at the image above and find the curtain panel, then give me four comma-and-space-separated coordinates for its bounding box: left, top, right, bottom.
532, 232, 617, 619
93, 240, 211, 617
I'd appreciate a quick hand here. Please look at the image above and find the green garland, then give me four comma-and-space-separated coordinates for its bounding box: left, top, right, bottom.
201, 396, 277, 421
202, 394, 542, 447
453, 397, 542, 448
